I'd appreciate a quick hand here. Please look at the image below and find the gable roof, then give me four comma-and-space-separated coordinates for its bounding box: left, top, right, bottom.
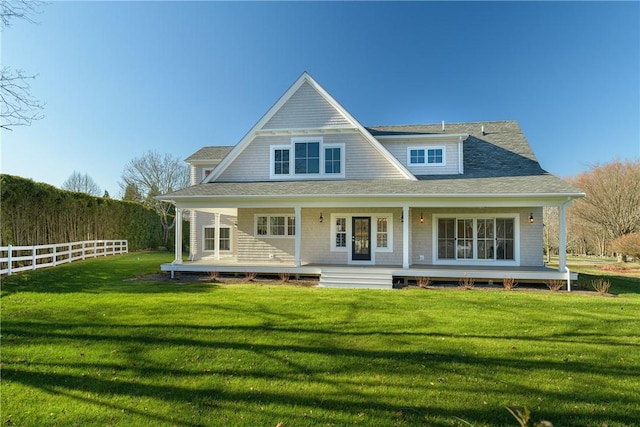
186, 146, 234, 163
205, 72, 416, 182
161, 119, 584, 203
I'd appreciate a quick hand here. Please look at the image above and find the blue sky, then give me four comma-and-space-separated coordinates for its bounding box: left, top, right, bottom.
2, 1, 638, 197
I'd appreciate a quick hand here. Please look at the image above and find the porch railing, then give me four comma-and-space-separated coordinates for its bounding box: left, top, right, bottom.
0, 240, 128, 276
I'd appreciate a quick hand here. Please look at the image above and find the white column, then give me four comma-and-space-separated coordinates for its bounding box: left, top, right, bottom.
214, 212, 221, 260
174, 207, 183, 264
402, 206, 410, 269
294, 206, 301, 267
558, 202, 568, 272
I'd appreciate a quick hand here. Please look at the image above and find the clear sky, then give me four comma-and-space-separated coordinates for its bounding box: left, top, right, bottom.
2, 1, 639, 197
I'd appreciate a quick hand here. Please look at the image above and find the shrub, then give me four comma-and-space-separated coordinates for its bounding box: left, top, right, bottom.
417, 276, 431, 288
458, 274, 474, 290
245, 272, 257, 282
208, 271, 219, 282
591, 278, 611, 296
502, 277, 517, 291
545, 279, 564, 291
278, 272, 290, 283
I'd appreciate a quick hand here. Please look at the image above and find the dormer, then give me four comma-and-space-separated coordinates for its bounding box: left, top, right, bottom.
374, 133, 468, 175
186, 146, 233, 185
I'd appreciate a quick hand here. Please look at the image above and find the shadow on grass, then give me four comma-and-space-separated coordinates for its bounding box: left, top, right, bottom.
574, 272, 640, 295
4, 319, 640, 426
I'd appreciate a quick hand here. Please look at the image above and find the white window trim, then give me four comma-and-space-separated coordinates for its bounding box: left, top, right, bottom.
269, 145, 292, 179
329, 213, 393, 254
203, 225, 232, 253
323, 143, 345, 177
431, 213, 520, 266
254, 214, 296, 238
269, 137, 345, 179
407, 146, 446, 167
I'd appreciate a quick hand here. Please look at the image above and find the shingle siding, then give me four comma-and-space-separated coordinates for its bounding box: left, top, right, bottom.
263, 81, 351, 130
216, 133, 407, 182
381, 139, 461, 175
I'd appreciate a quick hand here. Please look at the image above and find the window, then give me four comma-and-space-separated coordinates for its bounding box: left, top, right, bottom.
408, 146, 445, 166
295, 142, 320, 174
257, 216, 268, 236
325, 146, 341, 174
496, 218, 514, 260
270, 138, 344, 178
273, 148, 289, 175
427, 148, 443, 164
202, 168, 214, 181
376, 218, 389, 249
204, 226, 231, 252
410, 149, 425, 165
437, 218, 455, 259
436, 216, 516, 262
335, 217, 347, 248
255, 215, 295, 237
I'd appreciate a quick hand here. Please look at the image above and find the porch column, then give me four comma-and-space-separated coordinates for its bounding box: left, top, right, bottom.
294, 206, 301, 267
174, 207, 183, 264
214, 212, 221, 260
558, 202, 568, 272
402, 205, 410, 269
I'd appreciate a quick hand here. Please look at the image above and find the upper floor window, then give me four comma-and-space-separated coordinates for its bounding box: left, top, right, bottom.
408, 146, 445, 166
270, 137, 344, 179
295, 141, 320, 174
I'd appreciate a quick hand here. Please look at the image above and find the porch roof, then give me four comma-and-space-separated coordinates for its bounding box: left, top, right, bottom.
158, 174, 582, 202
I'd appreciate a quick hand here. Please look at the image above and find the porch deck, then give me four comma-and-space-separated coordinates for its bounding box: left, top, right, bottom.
161, 259, 577, 289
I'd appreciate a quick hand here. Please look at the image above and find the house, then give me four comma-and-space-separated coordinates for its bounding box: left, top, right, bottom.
158, 72, 584, 289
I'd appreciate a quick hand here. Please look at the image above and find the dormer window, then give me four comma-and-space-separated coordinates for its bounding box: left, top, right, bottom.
270, 137, 344, 179
408, 147, 445, 166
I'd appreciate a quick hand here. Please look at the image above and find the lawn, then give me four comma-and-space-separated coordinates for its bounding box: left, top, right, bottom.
2, 253, 639, 426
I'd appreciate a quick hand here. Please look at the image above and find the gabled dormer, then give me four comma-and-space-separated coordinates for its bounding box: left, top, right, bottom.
205, 72, 416, 183
186, 146, 233, 185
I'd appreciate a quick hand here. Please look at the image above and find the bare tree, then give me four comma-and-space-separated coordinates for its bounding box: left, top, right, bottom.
62, 171, 102, 196
120, 150, 189, 246
568, 160, 640, 244
543, 206, 559, 263
1, 0, 46, 131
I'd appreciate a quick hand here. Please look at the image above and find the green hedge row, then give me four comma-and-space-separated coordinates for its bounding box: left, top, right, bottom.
1, 175, 164, 251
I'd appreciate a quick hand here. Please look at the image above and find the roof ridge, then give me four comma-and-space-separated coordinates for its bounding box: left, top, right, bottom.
367, 120, 517, 128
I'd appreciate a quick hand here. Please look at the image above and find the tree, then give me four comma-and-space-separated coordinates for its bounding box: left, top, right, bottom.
103, 190, 110, 198
1, 0, 46, 131
122, 182, 143, 203
611, 233, 640, 263
120, 150, 189, 246
62, 171, 102, 196
543, 206, 559, 262
568, 160, 640, 243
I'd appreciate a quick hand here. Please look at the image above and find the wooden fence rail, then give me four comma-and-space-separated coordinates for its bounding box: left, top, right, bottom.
0, 240, 128, 276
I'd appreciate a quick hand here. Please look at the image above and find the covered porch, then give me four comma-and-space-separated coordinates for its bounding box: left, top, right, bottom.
166, 198, 576, 289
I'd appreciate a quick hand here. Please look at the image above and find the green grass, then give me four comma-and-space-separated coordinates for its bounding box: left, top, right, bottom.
2, 253, 640, 426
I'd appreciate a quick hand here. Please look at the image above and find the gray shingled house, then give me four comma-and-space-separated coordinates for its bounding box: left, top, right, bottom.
158, 72, 584, 289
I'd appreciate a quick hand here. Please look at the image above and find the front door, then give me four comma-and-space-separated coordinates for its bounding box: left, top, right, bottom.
352, 217, 371, 261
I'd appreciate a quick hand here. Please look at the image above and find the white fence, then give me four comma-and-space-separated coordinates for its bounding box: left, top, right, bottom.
0, 240, 128, 276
